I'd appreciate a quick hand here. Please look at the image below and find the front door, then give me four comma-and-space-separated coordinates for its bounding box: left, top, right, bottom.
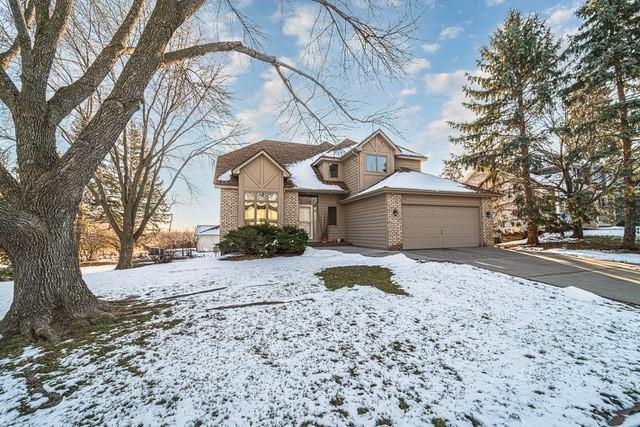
299, 205, 315, 240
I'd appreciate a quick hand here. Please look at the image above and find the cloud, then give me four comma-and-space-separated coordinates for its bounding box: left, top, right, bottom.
235, 58, 297, 140
424, 70, 468, 94
416, 70, 475, 173
439, 25, 464, 40
485, 0, 506, 6
282, 5, 319, 47
545, 2, 580, 40
405, 58, 431, 74
421, 42, 441, 54
399, 87, 417, 97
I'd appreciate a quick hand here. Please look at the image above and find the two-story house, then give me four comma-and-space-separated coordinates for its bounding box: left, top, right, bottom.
214, 130, 498, 250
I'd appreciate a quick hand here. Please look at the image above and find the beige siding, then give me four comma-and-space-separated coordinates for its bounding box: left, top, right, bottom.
319, 160, 343, 181
395, 157, 421, 172
343, 155, 359, 193
345, 194, 388, 249
317, 193, 347, 241
402, 194, 481, 207
359, 134, 397, 190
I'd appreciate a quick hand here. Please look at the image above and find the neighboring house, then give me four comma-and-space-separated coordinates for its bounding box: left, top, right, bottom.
463, 167, 616, 235
195, 225, 220, 252
214, 130, 498, 250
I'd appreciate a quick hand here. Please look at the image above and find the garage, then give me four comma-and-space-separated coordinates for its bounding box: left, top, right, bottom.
402, 204, 480, 249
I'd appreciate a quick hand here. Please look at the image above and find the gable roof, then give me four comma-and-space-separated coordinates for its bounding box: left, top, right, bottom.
214, 140, 332, 186
231, 150, 291, 177
342, 170, 499, 203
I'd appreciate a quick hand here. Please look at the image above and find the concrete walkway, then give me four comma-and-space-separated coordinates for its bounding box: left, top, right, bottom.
319, 246, 640, 305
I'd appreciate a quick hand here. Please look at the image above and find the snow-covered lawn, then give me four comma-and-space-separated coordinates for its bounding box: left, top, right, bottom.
1, 249, 639, 426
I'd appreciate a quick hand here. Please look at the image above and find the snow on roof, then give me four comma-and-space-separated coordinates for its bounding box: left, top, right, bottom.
533, 172, 563, 188
218, 170, 232, 181
195, 225, 220, 236
358, 170, 476, 195
396, 144, 425, 158
287, 155, 345, 191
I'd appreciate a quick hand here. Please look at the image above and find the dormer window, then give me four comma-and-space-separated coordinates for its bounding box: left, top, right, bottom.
366, 155, 387, 173
328, 162, 339, 178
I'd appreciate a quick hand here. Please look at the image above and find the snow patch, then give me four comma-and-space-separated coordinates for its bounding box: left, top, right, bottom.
358, 170, 475, 195
287, 155, 344, 191
0, 250, 639, 426
562, 286, 603, 302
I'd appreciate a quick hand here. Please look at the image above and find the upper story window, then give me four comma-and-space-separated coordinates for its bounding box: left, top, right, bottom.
328, 162, 339, 178
366, 154, 387, 173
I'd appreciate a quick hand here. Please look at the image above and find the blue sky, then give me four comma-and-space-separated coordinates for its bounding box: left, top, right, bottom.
170, 0, 580, 228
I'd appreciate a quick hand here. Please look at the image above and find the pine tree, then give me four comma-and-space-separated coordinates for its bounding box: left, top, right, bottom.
539, 85, 620, 238
449, 10, 561, 244
571, 0, 640, 249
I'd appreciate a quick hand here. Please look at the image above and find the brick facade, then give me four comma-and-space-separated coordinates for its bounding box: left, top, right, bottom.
386, 193, 403, 250
283, 191, 299, 226
219, 188, 239, 237
481, 197, 495, 247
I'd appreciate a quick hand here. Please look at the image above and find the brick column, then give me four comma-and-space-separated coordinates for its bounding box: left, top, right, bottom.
386, 193, 402, 250
481, 197, 495, 247
283, 191, 299, 226
220, 188, 239, 237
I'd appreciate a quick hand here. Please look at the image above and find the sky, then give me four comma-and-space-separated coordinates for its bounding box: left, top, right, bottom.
170, 0, 581, 229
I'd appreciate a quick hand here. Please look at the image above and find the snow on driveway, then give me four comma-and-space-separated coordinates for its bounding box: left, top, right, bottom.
0, 249, 639, 426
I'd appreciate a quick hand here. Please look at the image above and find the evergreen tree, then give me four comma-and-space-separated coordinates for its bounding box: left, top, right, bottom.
449, 10, 561, 244
539, 86, 620, 238
571, 0, 640, 249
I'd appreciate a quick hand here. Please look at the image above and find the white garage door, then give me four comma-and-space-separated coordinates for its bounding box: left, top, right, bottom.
402, 205, 480, 249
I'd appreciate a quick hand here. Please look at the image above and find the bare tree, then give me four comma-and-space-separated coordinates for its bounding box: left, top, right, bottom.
81, 60, 238, 270
0, 0, 418, 340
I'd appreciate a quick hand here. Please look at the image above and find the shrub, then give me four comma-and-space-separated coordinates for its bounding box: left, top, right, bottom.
219, 224, 308, 257
276, 226, 309, 254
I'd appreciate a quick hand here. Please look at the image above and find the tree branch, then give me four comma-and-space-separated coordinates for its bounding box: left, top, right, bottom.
0, 0, 35, 70
0, 69, 19, 112
162, 41, 366, 127
8, 0, 33, 62
0, 162, 20, 203
47, 0, 145, 125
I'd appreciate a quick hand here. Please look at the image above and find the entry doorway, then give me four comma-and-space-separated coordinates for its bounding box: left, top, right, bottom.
299, 205, 316, 240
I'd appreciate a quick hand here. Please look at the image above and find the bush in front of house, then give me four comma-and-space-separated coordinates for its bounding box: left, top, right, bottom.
218, 224, 308, 257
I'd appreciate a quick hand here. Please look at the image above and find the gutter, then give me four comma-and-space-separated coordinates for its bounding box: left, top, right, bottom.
340, 187, 500, 204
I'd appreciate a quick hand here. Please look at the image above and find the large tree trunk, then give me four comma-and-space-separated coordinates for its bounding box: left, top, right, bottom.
572, 220, 584, 239
116, 235, 136, 270
521, 142, 539, 245
614, 63, 637, 250
0, 223, 114, 341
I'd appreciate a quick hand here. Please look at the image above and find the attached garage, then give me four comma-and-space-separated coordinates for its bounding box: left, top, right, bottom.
340, 170, 497, 251
402, 204, 480, 249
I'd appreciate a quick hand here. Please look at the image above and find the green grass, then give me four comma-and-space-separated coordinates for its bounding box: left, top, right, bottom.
316, 266, 408, 296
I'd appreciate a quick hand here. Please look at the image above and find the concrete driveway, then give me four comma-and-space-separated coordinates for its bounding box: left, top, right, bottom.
321, 246, 640, 305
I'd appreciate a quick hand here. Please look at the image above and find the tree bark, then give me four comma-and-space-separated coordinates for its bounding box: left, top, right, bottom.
572, 220, 584, 239
614, 62, 637, 250
0, 223, 114, 341
116, 235, 135, 270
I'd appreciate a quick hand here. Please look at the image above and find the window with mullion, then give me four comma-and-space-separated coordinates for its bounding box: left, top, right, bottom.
366, 154, 387, 173
244, 192, 278, 225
